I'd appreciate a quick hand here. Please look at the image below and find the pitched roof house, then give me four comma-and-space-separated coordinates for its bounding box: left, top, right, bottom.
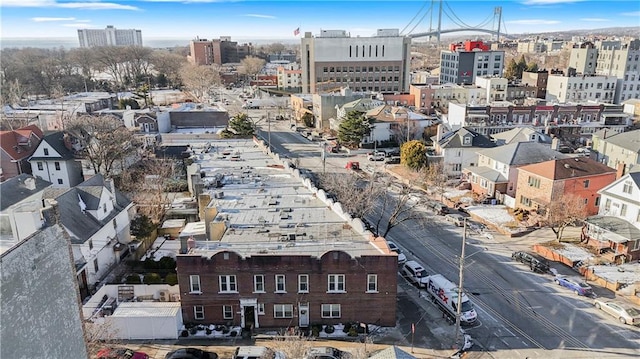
465, 142, 567, 200
0, 125, 43, 181
430, 127, 496, 177
363, 105, 438, 145
29, 131, 84, 188
0, 174, 52, 244
516, 157, 617, 215
591, 129, 640, 176
583, 170, 640, 263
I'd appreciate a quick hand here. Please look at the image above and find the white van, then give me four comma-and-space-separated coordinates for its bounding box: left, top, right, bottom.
401, 260, 430, 288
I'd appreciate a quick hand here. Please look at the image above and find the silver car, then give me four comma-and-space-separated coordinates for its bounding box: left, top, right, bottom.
387, 241, 407, 264
594, 299, 640, 325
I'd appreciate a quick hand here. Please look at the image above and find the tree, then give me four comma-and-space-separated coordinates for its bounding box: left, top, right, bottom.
65, 114, 137, 177
422, 161, 448, 201
401, 140, 427, 170
238, 56, 266, 82
228, 113, 255, 136
317, 172, 381, 220
301, 112, 314, 128
118, 98, 140, 110
179, 63, 220, 102
542, 193, 589, 241
150, 50, 186, 88
372, 181, 431, 238
132, 83, 153, 108
130, 214, 155, 238
526, 62, 539, 72
504, 58, 519, 80
337, 111, 372, 148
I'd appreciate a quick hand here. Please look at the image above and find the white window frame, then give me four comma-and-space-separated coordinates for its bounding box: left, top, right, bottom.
298, 274, 309, 293
194, 305, 204, 320
273, 304, 294, 318
254, 275, 265, 293
223, 305, 233, 320
328, 274, 346, 293
257, 303, 265, 315
367, 274, 378, 293
275, 274, 286, 293
321, 304, 341, 318
219, 275, 237, 293
189, 275, 201, 293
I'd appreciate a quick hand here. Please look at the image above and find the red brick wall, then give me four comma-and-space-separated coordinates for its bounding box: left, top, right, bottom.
177, 250, 398, 328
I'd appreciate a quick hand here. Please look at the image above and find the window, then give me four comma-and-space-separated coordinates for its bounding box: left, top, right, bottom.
194, 306, 205, 320
54, 162, 60, 171
190, 275, 201, 293
328, 274, 345, 292
219, 275, 237, 292
367, 274, 378, 292
43, 148, 49, 156
321, 304, 341, 318
88, 239, 93, 250
93, 258, 99, 273
604, 198, 611, 211
37, 162, 43, 171
254, 275, 265, 293
103, 203, 107, 213
223, 305, 233, 320
257, 303, 265, 315
595, 196, 600, 206
275, 274, 286, 292
57, 179, 63, 185
583, 180, 590, 188
621, 204, 628, 217
520, 196, 532, 207
528, 176, 541, 188
273, 304, 293, 318
298, 274, 309, 293
622, 181, 633, 194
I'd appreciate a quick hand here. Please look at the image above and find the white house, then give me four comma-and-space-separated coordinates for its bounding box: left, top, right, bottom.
364, 105, 438, 145
29, 131, 84, 188
430, 127, 497, 177
0, 174, 52, 243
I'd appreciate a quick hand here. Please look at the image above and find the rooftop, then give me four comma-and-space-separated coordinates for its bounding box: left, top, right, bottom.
183, 138, 390, 259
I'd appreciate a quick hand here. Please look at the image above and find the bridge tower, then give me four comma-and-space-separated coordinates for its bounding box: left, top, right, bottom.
494, 6, 502, 42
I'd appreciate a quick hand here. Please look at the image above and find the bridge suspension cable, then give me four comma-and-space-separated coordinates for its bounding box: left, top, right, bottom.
443, 1, 475, 29
404, 4, 434, 36
401, 0, 432, 35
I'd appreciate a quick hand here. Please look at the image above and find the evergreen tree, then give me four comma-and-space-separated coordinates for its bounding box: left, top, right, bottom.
504, 58, 519, 80
228, 113, 254, 136
337, 110, 372, 148
400, 140, 428, 170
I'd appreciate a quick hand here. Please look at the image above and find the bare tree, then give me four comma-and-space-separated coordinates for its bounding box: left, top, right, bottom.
65, 114, 137, 177
541, 193, 589, 241
317, 172, 380, 220
179, 63, 221, 102
372, 180, 430, 238
84, 318, 119, 357
150, 50, 186, 87
422, 161, 448, 201
238, 56, 266, 82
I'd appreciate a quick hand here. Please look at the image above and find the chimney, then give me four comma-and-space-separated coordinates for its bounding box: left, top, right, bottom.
616, 162, 626, 179
436, 124, 444, 143
41, 199, 59, 226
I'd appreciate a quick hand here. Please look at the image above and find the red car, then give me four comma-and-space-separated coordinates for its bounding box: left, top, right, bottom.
96, 347, 149, 359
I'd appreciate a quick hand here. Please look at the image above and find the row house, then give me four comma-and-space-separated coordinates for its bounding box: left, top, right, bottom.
546, 73, 617, 104
445, 102, 630, 138
515, 157, 617, 216
178, 138, 397, 330
0, 125, 43, 181
583, 171, 640, 263
591, 129, 640, 175
409, 83, 485, 114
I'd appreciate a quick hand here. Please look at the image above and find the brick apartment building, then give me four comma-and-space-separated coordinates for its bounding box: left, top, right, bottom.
176, 138, 398, 330
188, 36, 253, 66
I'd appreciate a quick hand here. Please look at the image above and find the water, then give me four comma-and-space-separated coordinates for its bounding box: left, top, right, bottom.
0, 37, 193, 50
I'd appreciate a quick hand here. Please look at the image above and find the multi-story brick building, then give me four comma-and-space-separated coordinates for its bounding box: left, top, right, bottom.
300, 29, 411, 94
409, 83, 485, 114
515, 157, 616, 215
439, 40, 504, 85
177, 138, 398, 330
188, 37, 253, 66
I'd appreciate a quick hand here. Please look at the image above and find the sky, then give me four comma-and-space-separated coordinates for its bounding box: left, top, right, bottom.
0, 0, 639, 40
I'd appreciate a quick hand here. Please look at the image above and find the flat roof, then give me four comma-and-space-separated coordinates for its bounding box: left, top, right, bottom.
183, 138, 391, 259
111, 302, 181, 318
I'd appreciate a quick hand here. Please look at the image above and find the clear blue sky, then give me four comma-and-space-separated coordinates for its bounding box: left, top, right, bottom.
1, 0, 639, 39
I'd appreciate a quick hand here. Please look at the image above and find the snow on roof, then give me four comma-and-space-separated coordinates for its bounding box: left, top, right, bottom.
111, 302, 181, 318
466, 205, 514, 226
588, 263, 640, 285
555, 244, 594, 262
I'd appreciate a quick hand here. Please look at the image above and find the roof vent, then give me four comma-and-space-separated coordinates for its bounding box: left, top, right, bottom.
564, 163, 571, 169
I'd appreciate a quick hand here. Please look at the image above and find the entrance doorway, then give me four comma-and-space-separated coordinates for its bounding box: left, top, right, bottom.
240, 298, 258, 330
298, 302, 309, 328
243, 305, 255, 330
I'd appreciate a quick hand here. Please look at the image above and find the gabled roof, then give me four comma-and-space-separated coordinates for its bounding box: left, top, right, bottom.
29, 131, 76, 161
438, 127, 496, 149
477, 142, 568, 166
490, 126, 552, 145
41, 174, 132, 244
366, 105, 411, 122
0, 125, 43, 160
519, 157, 616, 180
0, 174, 52, 211
598, 171, 640, 206
595, 129, 640, 154
368, 346, 417, 359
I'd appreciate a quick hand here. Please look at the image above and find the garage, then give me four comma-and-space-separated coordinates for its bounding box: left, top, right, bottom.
108, 302, 182, 340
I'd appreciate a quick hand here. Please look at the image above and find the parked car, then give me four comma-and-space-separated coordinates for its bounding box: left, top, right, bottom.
511, 251, 550, 273
367, 151, 386, 161
233, 346, 285, 359
165, 348, 218, 359
431, 202, 450, 215
97, 348, 149, 359
387, 241, 407, 264
401, 260, 430, 288
593, 299, 640, 325
305, 347, 353, 359
553, 275, 593, 296
445, 213, 465, 227
385, 156, 401, 164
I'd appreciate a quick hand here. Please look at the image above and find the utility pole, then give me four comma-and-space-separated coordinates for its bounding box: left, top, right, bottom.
267, 111, 271, 153
454, 218, 467, 349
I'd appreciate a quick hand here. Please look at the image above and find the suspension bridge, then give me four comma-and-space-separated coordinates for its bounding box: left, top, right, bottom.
401, 0, 508, 42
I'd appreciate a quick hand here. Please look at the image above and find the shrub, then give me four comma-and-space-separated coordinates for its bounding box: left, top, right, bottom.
164, 273, 178, 285
229, 330, 238, 337
189, 327, 198, 335
158, 257, 176, 270
205, 328, 212, 335
143, 273, 162, 284
180, 330, 189, 337
311, 327, 320, 337
342, 323, 352, 333
348, 327, 358, 337
125, 274, 141, 284
324, 324, 335, 334
222, 326, 230, 334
